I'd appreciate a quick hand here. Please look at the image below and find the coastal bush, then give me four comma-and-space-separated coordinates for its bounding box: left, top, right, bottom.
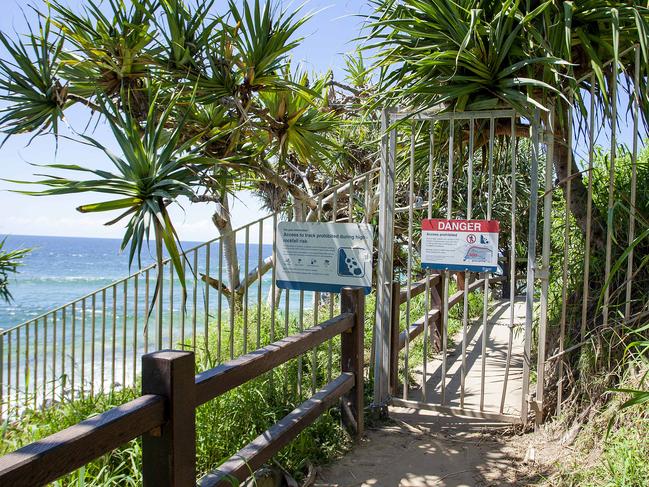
0, 238, 30, 303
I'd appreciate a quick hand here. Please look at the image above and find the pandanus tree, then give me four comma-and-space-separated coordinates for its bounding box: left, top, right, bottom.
8, 92, 211, 327
366, 0, 649, 251
0, 239, 30, 304
0, 0, 372, 311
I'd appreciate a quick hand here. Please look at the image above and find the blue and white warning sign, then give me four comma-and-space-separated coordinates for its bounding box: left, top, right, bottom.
421, 219, 500, 273
276, 222, 374, 294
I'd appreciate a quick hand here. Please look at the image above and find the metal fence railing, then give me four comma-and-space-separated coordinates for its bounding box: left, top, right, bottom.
540, 45, 648, 421
0, 287, 366, 487
0, 169, 379, 417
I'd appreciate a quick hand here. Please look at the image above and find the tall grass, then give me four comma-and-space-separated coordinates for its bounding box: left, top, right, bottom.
539, 144, 649, 482
550, 371, 649, 487
0, 298, 366, 486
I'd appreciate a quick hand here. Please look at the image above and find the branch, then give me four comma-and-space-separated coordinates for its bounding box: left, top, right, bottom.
283, 156, 313, 196
328, 80, 362, 96
234, 255, 274, 295
305, 180, 353, 222
67, 94, 103, 114
200, 274, 232, 298
253, 164, 319, 210
190, 194, 221, 204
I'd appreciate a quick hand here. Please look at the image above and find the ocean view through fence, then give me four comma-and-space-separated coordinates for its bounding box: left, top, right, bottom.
0, 235, 276, 329
0, 232, 323, 414
0, 170, 380, 415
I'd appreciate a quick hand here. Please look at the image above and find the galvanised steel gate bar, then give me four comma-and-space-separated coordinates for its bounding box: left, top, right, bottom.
374, 107, 546, 423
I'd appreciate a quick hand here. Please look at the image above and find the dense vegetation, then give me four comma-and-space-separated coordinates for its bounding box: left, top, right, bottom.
1, 0, 649, 484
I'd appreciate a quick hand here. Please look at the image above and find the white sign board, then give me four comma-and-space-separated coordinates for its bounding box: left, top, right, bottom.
421, 219, 500, 273
276, 222, 373, 294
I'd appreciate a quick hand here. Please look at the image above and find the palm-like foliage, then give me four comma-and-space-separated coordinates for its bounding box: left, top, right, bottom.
227, 0, 311, 99
0, 18, 66, 139
49, 0, 156, 114
367, 0, 649, 117
368, 0, 569, 113
259, 70, 340, 165
0, 238, 30, 303
154, 0, 218, 73
0, 0, 363, 315
9, 91, 209, 291
367, 0, 649, 248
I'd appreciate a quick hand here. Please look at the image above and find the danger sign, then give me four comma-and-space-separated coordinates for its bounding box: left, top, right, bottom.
421, 219, 500, 273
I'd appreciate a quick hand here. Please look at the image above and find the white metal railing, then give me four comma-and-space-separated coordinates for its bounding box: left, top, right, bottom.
0, 169, 380, 416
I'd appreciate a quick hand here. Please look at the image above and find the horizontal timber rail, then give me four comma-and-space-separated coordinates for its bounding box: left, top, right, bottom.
389, 274, 504, 395
0, 395, 165, 486
195, 312, 354, 406
201, 373, 354, 486
0, 287, 366, 487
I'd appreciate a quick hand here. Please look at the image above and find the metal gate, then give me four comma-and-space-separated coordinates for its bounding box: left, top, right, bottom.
373, 108, 549, 424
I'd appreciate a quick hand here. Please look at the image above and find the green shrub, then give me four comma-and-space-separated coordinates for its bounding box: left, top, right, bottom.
0, 301, 357, 486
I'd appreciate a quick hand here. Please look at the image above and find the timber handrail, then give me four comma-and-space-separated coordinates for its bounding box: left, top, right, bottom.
0, 395, 165, 486
0, 288, 366, 487
398, 275, 441, 305
195, 313, 354, 406
200, 373, 355, 486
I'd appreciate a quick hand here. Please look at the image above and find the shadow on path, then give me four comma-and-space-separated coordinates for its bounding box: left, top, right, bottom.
316, 407, 549, 487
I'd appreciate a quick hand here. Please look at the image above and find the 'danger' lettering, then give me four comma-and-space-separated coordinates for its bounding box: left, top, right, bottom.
438, 221, 481, 232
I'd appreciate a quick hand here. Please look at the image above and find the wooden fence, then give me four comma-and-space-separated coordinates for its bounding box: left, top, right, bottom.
0, 287, 365, 487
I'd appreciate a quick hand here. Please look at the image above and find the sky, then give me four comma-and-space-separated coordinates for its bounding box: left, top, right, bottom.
0, 0, 373, 242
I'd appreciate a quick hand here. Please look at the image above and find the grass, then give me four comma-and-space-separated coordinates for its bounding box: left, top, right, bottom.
549, 377, 649, 487
0, 298, 361, 486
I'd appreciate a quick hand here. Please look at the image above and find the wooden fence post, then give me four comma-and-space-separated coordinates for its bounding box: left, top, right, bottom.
142, 350, 196, 487
389, 282, 401, 396
341, 287, 365, 440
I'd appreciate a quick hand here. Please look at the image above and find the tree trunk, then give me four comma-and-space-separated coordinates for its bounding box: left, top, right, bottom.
552, 113, 606, 252
211, 196, 241, 307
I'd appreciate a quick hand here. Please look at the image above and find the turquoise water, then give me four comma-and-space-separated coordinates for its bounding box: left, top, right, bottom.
0, 235, 329, 410
0, 235, 274, 330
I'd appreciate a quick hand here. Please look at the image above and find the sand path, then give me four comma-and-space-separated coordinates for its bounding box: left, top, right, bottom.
316, 299, 537, 486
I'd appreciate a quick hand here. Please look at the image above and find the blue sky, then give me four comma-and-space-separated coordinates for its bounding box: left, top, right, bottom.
0, 0, 373, 241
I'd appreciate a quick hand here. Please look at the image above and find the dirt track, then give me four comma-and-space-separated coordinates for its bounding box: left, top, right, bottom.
316, 299, 560, 486
315, 407, 557, 487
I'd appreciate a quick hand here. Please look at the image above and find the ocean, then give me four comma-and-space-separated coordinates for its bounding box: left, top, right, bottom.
0, 235, 274, 330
